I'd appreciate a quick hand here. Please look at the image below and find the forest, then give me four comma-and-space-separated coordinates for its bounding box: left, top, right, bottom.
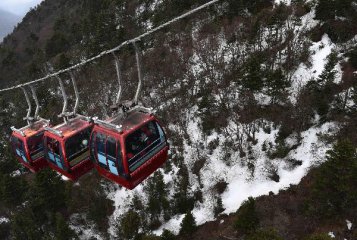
0, 0, 356, 239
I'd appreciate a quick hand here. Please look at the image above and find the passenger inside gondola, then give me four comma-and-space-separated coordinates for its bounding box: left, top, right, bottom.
65, 128, 91, 167
125, 121, 164, 172
27, 133, 44, 160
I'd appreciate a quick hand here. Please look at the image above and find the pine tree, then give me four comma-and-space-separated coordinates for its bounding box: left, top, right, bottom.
317, 51, 338, 84
173, 163, 194, 214
11, 208, 43, 240
29, 168, 66, 212
309, 140, 357, 218
0, 175, 27, 206
246, 229, 283, 240
145, 171, 169, 220
241, 56, 264, 92
55, 213, 75, 240
179, 211, 197, 236
118, 210, 141, 240
265, 68, 290, 103
213, 196, 224, 217
161, 229, 176, 240
234, 197, 260, 234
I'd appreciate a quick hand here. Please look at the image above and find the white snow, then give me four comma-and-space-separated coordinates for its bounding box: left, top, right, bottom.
328, 232, 335, 238
70, 214, 104, 240
311, 35, 335, 78
346, 219, 352, 230
275, 0, 291, 5
153, 214, 185, 235
0, 217, 9, 224
10, 169, 21, 177
224, 122, 337, 213
61, 175, 70, 181
290, 34, 335, 103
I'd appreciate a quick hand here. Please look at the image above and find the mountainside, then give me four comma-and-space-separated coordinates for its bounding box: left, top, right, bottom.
0, 0, 356, 240
0, 9, 20, 42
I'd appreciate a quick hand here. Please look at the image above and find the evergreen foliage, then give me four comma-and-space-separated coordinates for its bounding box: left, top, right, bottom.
0, 175, 27, 206
11, 208, 43, 239
305, 233, 334, 240
118, 209, 141, 240
213, 195, 225, 217
246, 228, 283, 240
45, 32, 70, 58
173, 163, 194, 214
145, 171, 170, 221
315, 0, 357, 42
55, 213, 76, 240
306, 52, 339, 119
179, 211, 197, 236
307, 140, 357, 218
234, 197, 260, 234
161, 229, 176, 240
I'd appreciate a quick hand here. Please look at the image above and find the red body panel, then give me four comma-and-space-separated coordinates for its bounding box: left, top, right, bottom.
11, 128, 48, 173
44, 118, 94, 181
91, 112, 169, 189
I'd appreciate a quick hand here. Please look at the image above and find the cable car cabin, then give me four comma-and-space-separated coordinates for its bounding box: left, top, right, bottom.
91, 111, 169, 190
44, 116, 94, 181
10, 119, 50, 173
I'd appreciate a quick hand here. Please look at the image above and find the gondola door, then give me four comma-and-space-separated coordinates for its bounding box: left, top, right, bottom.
107, 137, 119, 176
93, 132, 124, 177
45, 136, 65, 170
11, 136, 28, 164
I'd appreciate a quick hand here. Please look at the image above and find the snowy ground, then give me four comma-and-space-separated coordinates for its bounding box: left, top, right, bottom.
150, 119, 338, 235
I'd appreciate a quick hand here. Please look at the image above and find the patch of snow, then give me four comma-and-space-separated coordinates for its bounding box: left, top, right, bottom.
0, 217, 9, 224
254, 93, 271, 106
153, 214, 185, 235
328, 232, 335, 238
290, 34, 335, 103
61, 175, 70, 181
346, 219, 352, 230
10, 170, 21, 177
275, 0, 291, 5
223, 122, 338, 213
70, 214, 104, 240
311, 35, 335, 78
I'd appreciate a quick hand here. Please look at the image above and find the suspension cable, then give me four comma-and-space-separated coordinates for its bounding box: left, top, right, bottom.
0, 0, 222, 93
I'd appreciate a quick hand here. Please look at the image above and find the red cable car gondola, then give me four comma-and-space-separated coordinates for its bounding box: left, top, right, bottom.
44, 115, 94, 180
11, 119, 50, 173
10, 86, 49, 172
91, 109, 169, 189
90, 43, 169, 189
43, 73, 94, 180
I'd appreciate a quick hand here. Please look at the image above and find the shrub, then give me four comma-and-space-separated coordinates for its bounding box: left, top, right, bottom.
117, 210, 141, 240
179, 211, 197, 236
305, 233, 333, 240
213, 196, 225, 217
246, 228, 283, 240
234, 197, 260, 234
307, 140, 357, 218
161, 229, 176, 240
